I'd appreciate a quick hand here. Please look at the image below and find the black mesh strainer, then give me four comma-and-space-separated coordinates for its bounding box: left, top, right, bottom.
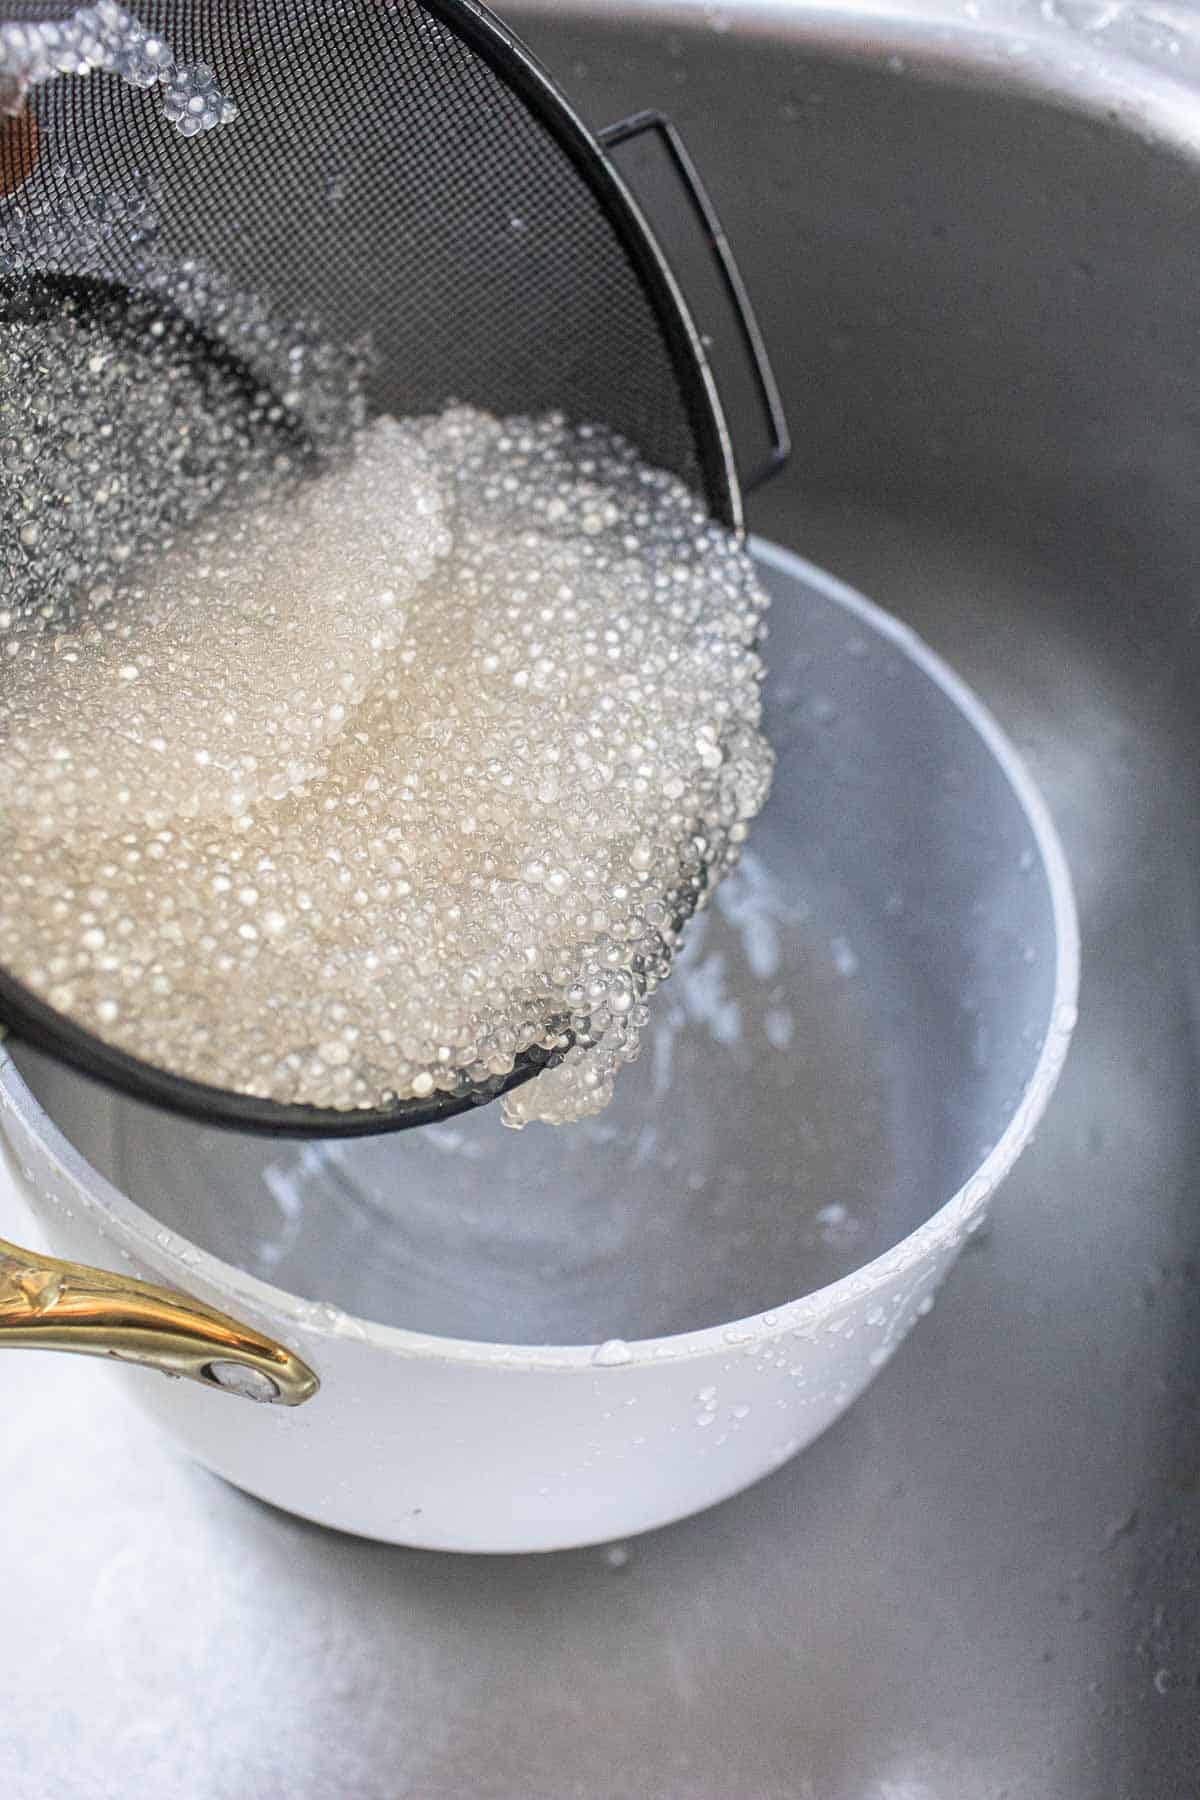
0, 0, 787, 1135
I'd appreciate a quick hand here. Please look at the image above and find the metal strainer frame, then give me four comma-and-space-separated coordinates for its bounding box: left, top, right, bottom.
0, 0, 787, 1136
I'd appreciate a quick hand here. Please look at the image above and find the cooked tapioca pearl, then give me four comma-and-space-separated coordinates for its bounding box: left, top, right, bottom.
1, 407, 772, 1125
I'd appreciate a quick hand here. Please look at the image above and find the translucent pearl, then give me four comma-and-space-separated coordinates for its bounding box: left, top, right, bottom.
1, 400, 772, 1124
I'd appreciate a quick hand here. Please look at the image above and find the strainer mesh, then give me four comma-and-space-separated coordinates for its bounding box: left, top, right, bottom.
0, 0, 709, 496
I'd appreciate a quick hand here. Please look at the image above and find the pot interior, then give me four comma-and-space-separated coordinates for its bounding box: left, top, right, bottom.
12, 545, 1064, 1344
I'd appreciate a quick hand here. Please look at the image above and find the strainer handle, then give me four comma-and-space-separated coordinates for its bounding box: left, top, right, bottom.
0, 1234, 319, 1405
600, 110, 790, 495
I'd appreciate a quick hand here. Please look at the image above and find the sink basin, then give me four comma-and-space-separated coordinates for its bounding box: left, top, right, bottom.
2, 3, 1197, 1793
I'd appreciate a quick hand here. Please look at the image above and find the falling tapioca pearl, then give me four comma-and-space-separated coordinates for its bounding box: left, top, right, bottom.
0, 407, 774, 1127
0, 4, 235, 136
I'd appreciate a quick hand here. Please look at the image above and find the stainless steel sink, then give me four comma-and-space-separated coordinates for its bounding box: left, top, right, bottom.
2, 3, 1197, 1795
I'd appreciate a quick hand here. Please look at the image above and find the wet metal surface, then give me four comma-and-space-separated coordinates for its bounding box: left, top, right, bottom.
2, 5, 1199, 1795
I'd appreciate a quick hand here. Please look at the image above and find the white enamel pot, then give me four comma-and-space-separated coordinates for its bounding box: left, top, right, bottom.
0, 545, 1078, 1552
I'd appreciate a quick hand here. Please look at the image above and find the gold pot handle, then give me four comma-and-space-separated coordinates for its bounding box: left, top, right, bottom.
0, 1235, 318, 1405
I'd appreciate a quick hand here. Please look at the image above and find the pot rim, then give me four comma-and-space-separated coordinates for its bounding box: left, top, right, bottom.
0, 545, 1080, 1371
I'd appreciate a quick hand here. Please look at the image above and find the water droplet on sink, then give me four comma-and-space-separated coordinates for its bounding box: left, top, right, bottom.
832, 937, 858, 977
593, 1338, 632, 1367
